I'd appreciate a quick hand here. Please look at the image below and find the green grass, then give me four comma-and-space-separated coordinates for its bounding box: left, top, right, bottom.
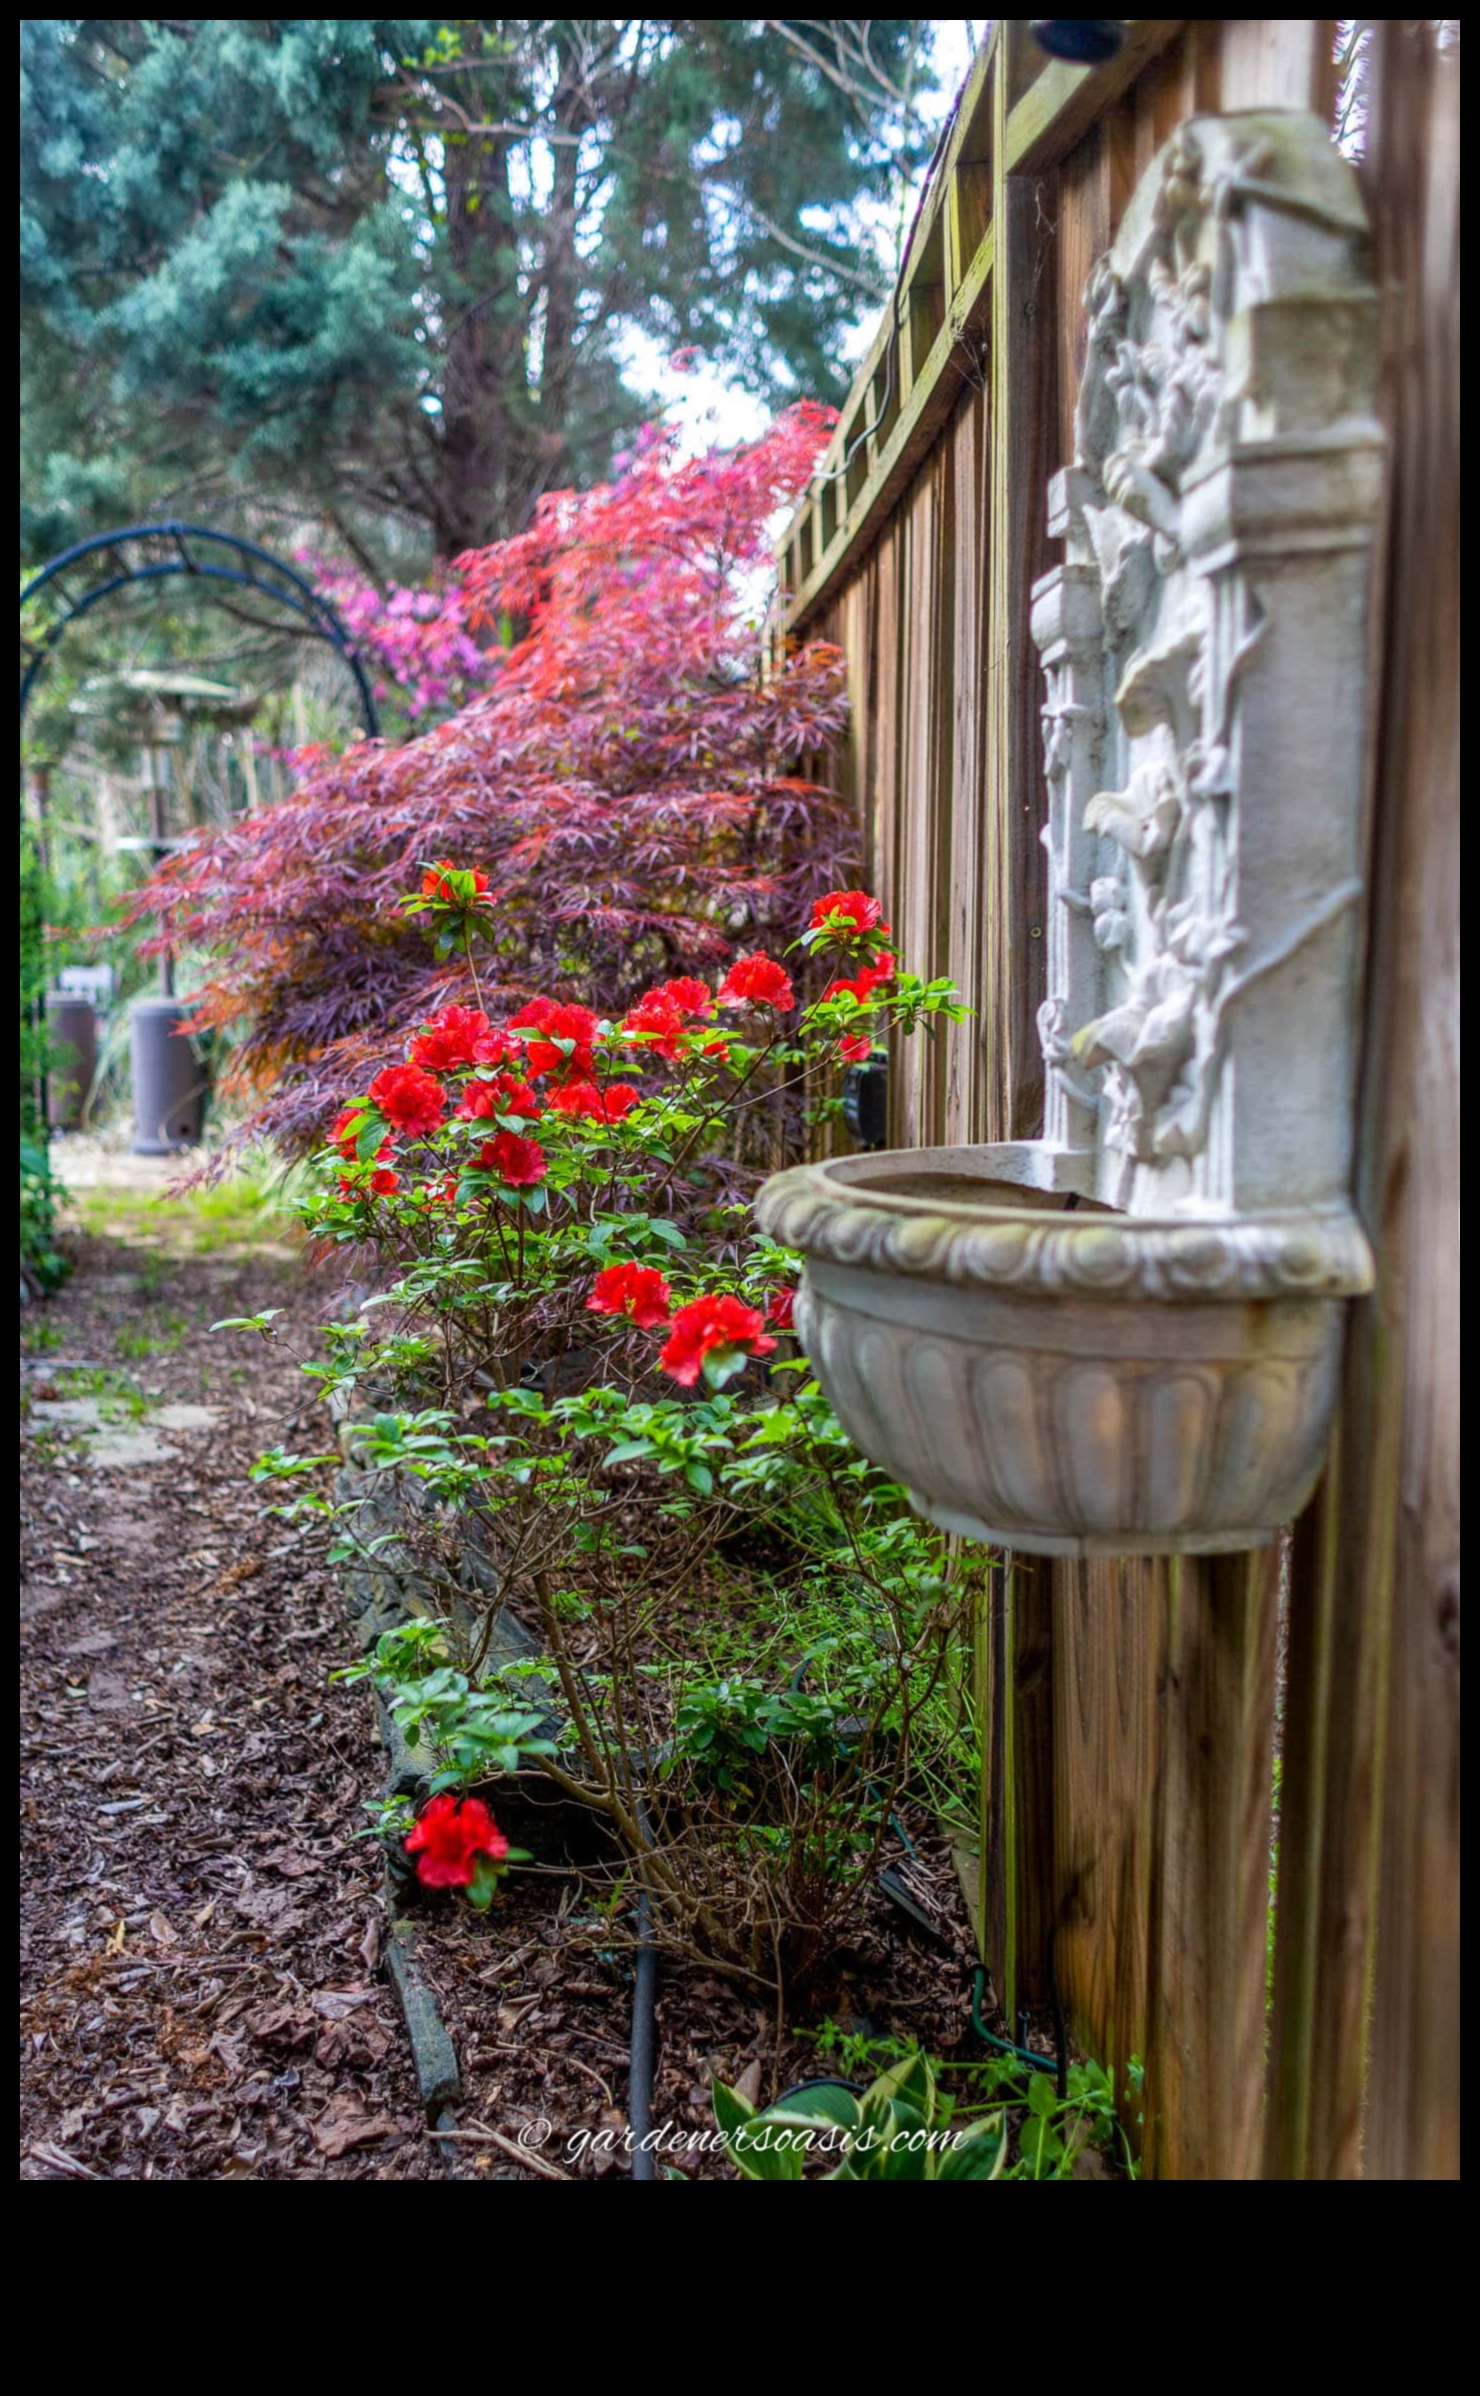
54, 1364, 149, 1422
68, 1157, 308, 1257
114, 1313, 188, 1359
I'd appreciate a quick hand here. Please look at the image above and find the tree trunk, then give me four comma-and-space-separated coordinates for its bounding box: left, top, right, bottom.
436, 119, 523, 556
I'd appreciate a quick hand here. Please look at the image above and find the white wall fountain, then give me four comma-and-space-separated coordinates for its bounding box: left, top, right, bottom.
758, 113, 1384, 1557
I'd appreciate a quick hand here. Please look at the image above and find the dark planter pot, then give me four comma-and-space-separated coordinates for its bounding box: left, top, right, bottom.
130, 996, 208, 1154
46, 992, 99, 1130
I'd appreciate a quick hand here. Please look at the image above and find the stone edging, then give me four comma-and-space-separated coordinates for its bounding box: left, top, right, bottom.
331, 1425, 464, 2158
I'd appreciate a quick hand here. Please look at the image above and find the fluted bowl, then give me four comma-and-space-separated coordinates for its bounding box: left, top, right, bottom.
756, 1147, 1373, 1557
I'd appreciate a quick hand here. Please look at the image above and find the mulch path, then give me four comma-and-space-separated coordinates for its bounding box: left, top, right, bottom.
20, 1201, 983, 2182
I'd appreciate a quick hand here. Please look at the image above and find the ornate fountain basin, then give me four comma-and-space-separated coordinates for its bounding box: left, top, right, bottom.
757, 1148, 1372, 1557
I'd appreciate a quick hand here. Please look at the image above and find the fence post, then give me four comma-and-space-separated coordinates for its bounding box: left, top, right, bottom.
1266, 18, 1461, 2182
1144, 1550, 1281, 2181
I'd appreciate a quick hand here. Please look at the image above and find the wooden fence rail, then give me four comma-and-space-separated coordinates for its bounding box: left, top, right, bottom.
778, 18, 1458, 2179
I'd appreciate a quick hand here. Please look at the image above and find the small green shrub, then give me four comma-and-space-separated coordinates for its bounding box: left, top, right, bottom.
20, 1132, 67, 1294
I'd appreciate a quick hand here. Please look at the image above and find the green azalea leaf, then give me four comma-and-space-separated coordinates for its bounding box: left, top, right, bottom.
353, 1109, 387, 1163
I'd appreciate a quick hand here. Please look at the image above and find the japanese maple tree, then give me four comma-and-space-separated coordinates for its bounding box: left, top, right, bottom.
136, 405, 856, 1158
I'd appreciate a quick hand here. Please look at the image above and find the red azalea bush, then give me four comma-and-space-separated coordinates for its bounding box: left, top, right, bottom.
134, 407, 858, 1162
302, 858, 969, 1436
242, 864, 970, 1974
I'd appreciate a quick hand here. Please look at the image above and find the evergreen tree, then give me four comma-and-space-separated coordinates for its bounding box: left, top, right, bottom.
22, 18, 936, 564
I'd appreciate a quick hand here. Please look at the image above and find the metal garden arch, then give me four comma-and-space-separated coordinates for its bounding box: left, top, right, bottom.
19, 521, 380, 736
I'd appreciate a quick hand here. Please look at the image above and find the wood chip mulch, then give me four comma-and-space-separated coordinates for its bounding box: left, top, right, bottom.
20, 1206, 983, 2182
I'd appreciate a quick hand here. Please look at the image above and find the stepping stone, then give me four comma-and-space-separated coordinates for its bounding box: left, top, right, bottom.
28, 1398, 106, 1428
152, 1403, 222, 1432
86, 1430, 182, 1468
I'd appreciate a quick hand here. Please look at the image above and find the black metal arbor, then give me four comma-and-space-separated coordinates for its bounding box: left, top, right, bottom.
19, 521, 380, 736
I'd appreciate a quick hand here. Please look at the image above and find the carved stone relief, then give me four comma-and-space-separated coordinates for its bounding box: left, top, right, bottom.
1030, 112, 1382, 1221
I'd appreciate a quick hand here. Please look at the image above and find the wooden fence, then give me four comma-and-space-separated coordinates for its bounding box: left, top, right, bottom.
777, 19, 1458, 2179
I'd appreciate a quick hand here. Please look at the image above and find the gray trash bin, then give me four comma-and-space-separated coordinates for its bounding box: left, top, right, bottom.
130, 996, 207, 1153
46, 992, 100, 1130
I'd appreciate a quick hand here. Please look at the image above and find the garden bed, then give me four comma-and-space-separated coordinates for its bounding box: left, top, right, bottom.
332, 1420, 994, 2177
20, 1198, 1116, 2181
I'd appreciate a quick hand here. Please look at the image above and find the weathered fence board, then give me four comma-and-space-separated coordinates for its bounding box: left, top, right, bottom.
1144, 1550, 1281, 2180
1264, 18, 1461, 2183
1053, 1557, 1155, 2105
780, 17, 1457, 2179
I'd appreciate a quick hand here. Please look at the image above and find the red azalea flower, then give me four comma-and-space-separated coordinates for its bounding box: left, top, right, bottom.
548, 1079, 642, 1123
409, 1004, 493, 1073
509, 999, 598, 1080
475, 1131, 547, 1187
422, 860, 492, 905
620, 990, 687, 1061
367, 1063, 446, 1137
765, 1286, 797, 1332
810, 888, 890, 940
457, 1073, 543, 1122
838, 1034, 874, 1064
658, 976, 714, 1017
339, 1163, 400, 1198
471, 1027, 520, 1070
547, 1080, 603, 1118
586, 1260, 673, 1330
715, 953, 795, 1012
404, 1793, 510, 1890
659, 1293, 776, 1387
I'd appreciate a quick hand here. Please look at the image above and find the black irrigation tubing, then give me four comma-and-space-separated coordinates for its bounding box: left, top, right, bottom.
628, 1797, 660, 2182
